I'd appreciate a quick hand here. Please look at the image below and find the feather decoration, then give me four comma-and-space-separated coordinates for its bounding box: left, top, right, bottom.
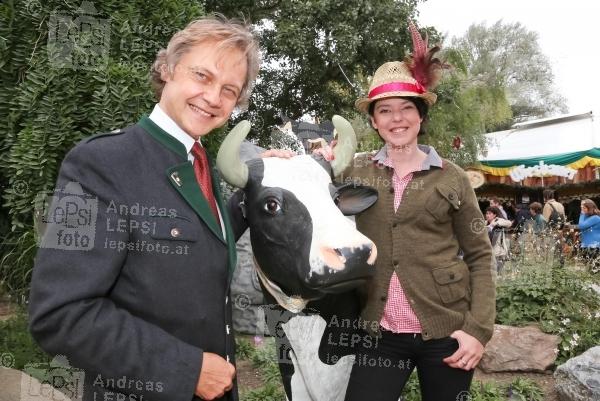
405, 21, 449, 90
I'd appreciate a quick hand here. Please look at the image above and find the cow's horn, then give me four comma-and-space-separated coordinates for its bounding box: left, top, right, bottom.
330, 115, 357, 176
216, 120, 251, 188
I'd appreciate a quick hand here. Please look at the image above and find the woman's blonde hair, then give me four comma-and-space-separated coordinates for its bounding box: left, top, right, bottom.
150, 14, 260, 110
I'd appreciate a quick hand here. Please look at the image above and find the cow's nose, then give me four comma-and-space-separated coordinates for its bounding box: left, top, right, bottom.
320, 243, 377, 270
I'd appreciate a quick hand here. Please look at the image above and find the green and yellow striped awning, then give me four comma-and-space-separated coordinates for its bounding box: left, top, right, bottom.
477, 148, 600, 176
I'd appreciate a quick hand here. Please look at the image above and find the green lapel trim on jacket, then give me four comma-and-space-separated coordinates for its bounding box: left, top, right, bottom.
139, 115, 236, 276
139, 116, 187, 159
167, 162, 224, 243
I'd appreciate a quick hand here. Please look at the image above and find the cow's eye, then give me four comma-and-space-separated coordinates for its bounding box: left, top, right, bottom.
264, 198, 282, 215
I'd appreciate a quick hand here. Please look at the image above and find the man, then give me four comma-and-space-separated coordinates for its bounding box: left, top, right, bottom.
542, 189, 566, 266
489, 196, 508, 219
29, 15, 286, 401
542, 189, 566, 228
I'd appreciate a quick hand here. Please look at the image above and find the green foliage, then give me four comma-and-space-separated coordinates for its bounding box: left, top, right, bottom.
0, 0, 204, 297
449, 21, 568, 120
496, 265, 600, 363
400, 373, 544, 401
509, 378, 544, 401
206, 0, 425, 142
236, 337, 286, 401
0, 309, 50, 372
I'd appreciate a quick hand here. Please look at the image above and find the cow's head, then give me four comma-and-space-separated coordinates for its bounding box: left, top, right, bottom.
217, 116, 378, 312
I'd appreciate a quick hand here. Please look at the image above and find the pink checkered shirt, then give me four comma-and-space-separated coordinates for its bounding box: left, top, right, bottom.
378, 157, 422, 333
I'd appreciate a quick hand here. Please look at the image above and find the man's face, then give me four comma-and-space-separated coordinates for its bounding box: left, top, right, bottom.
159, 42, 248, 139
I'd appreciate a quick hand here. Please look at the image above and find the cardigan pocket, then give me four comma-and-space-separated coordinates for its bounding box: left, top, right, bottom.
425, 184, 460, 223
431, 261, 467, 304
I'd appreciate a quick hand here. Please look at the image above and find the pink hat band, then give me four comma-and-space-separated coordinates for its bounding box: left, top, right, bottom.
368, 81, 425, 99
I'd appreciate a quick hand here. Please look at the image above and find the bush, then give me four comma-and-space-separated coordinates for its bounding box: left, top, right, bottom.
0, 0, 204, 298
496, 265, 600, 363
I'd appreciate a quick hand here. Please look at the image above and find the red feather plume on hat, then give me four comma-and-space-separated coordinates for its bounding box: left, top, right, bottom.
405, 21, 449, 90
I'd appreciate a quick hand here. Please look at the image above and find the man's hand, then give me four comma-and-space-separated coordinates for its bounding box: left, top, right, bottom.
195, 352, 236, 400
259, 149, 295, 158
442, 330, 485, 371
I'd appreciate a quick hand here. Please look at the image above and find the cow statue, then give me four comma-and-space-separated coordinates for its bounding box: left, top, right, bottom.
217, 116, 379, 401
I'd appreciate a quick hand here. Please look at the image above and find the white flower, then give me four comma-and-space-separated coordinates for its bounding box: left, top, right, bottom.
558, 328, 565, 333
561, 318, 571, 325
595, 312, 600, 319
563, 345, 571, 351
569, 339, 578, 347
548, 321, 554, 325
573, 333, 580, 340
553, 348, 559, 354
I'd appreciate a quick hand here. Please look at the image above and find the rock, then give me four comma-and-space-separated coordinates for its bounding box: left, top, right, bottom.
479, 324, 560, 373
554, 346, 600, 401
0, 367, 72, 401
231, 230, 267, 335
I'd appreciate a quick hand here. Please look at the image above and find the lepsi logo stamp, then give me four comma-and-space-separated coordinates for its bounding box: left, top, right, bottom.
35, 181, 98, 251
47, 1, 110, 71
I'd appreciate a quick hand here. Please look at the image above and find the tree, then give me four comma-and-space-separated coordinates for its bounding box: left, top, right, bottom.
0, 0, 204, 297
205, 0, 427, 142
450, 20, 568, 121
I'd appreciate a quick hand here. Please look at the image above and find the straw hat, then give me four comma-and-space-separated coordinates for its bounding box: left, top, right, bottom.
355, 61, 437, 113
355, 22, 448, 114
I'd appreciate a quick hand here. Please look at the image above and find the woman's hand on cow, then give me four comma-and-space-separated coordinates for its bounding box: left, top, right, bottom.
195, 352, 236, 400
442, 330, 484, 371
260, 149, 296, 158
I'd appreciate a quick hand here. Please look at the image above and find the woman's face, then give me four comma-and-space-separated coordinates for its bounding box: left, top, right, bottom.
370, 97, 422, 150
485, 211, 496, 223
581, 203, 589, 214
530, 208, 536, 216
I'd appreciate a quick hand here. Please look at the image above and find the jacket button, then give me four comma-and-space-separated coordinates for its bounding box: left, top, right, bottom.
393, 260, 399, 267
380, 296, 387, 302
171, 228, 180, 237
389, 187, 394, 194
449, 194, 455, 200
449, 273, 455, 280
392, 222, 398, 228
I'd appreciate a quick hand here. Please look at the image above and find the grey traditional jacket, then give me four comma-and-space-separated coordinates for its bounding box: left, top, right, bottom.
29, 117, 245, 401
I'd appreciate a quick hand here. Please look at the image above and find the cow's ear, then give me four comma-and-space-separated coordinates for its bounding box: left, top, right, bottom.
330, 183, 378, 216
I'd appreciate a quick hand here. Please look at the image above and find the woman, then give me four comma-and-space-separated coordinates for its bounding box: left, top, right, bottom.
578, 199, 600, 272
485, 206, 512, 272
320, 23, 495, 401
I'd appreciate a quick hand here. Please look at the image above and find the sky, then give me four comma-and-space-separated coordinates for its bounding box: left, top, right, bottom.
417, 0, 600, 118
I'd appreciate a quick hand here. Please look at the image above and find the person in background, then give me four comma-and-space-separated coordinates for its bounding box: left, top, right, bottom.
485, 206, 512, 241
578, 199, 600, 272
490, 196, 508, 219
504, 200, 517, 222
529, 202, 546, 234
542, 189, 566, 229
513, 203, 532, 233
485, 206, 512, 272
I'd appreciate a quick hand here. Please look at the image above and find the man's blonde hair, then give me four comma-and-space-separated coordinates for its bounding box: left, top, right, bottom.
150, 14, 260, 110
